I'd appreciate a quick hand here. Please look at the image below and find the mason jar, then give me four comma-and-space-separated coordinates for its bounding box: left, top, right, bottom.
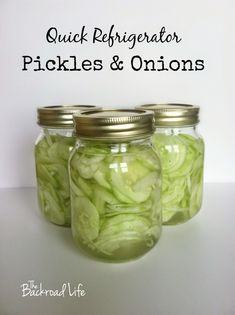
137, 104, 204, 225
69, 109, 162, 262
35, 105, 101, 226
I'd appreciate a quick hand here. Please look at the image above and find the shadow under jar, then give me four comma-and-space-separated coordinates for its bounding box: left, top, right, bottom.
137, 104, 204, 225
35, 105, 101, 226
69, 109, 162, 262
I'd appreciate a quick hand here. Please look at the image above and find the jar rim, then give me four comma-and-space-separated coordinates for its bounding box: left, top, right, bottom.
73, 109, 155, 140
37, 105, 102, 128
136, 103, 200, 127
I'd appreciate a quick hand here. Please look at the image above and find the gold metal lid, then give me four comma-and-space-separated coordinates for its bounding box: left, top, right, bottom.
136, 104, 200, 127
73, 109, 155, 140
37, 105, 102, 128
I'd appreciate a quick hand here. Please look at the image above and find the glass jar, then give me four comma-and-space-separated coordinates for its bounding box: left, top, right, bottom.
69, 109, 162, 262
35, 105, 101, 226
137, 104, 204, 225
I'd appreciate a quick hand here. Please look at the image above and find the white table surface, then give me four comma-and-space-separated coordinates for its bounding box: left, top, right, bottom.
0, 184, 234, 315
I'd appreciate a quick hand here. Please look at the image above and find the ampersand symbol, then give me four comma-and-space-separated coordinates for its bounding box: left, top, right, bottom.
110, 55, 124, 71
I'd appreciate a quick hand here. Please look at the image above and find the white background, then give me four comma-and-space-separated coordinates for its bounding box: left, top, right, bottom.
0, 0, 234, 188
